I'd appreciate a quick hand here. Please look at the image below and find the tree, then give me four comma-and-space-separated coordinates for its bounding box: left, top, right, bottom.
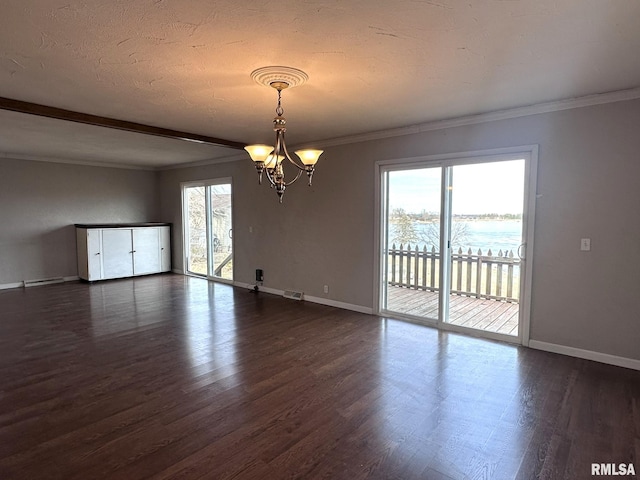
186, 187, 207, 271
419, 221, 470, 249
390, 208, 419, 245
390, 208, 471, 249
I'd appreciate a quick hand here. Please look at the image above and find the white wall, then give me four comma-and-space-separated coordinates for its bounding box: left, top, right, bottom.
159, 98, 640, 363
0, 158, 159, 286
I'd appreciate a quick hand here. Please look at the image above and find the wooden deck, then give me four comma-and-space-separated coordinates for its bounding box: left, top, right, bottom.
386, 286, 519, 336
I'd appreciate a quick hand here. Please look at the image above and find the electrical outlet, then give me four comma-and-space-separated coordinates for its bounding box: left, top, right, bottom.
580, 238, 591, 251
323, 285, 329, 294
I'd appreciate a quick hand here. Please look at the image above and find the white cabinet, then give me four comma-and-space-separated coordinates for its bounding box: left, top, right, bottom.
76, 224, 171, 281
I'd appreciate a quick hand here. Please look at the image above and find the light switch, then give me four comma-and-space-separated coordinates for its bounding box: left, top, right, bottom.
580, 238, 591, 251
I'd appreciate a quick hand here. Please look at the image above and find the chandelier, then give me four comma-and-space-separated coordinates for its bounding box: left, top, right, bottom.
244, 67, 323, 203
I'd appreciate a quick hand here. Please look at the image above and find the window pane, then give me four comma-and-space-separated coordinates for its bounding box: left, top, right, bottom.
210, 184, 233, 280
384, 167, 442, 320
186, 186, 207, 276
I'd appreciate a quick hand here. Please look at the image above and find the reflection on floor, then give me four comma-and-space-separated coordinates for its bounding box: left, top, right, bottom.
0, 275, 637, 479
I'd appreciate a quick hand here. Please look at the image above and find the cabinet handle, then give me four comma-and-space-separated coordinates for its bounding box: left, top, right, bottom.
95, 253, 100, 255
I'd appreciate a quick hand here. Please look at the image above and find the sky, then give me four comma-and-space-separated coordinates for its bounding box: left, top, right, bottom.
388, 159, 525, 215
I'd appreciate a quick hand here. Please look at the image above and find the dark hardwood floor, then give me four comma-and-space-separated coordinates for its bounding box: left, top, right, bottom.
0, 274, 638, 479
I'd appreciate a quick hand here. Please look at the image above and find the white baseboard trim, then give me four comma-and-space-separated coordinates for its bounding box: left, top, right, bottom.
235, 282, 282, 296
528, 340, 640, 371
303, 295, 374, 315
23, 277, 65, 287
233, 281, 280, 296
0, 276, 80, 291
233, 282, 373, 315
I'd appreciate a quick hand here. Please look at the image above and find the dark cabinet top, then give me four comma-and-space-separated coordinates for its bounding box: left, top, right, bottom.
75, 223, 171, 229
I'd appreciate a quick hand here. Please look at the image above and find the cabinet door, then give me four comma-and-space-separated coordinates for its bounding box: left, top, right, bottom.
86, 229, 103, 280
159, 226, 171, 272
132, 228, 161, 275
102, 229, 134, 279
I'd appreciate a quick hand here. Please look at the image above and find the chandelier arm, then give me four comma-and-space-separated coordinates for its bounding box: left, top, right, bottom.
275, 131, 304, 186
284, 168, 303, 187
280, 135, 306, 172
261, 132, 284, 188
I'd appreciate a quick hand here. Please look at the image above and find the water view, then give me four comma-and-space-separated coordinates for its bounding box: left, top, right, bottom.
451, 220, 521, 252
390, 219, 522, 254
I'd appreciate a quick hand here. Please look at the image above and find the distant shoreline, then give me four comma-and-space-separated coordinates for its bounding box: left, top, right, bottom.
389, 218, 523, 253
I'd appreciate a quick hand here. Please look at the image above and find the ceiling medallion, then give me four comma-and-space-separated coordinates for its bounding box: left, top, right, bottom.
250, 66, 309, 89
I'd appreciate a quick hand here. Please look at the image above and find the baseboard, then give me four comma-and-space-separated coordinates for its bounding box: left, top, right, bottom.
172, 268, 184, 274
23, 277, 65, 287
233, 281, 373, 315
303, 295, 374, 315
528, 340, 640, 371
233, 281, 280, 296
0, 276, 80, 291
237, 282, 283, 296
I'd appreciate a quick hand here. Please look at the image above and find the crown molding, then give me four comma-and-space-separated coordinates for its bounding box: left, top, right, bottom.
161, 87, 640, 171
157, 151, 248, 171
0, 152, 156, 171
0, 150, 246, 172
314, 87, 640, 149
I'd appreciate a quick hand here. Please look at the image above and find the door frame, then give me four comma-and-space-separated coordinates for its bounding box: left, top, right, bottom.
374, 145, 538, 346
181, 177, 234, 284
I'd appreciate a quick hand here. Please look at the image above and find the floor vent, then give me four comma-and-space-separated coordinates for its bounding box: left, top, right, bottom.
283, 290, 304, 301
23, 277, 65, 288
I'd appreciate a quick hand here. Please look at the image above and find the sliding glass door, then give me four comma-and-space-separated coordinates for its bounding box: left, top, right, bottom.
379, 150, 535, 343
183, 179, 233, 282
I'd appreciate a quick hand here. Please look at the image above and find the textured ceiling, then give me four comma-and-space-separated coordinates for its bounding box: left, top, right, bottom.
1, 0, 640, 168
